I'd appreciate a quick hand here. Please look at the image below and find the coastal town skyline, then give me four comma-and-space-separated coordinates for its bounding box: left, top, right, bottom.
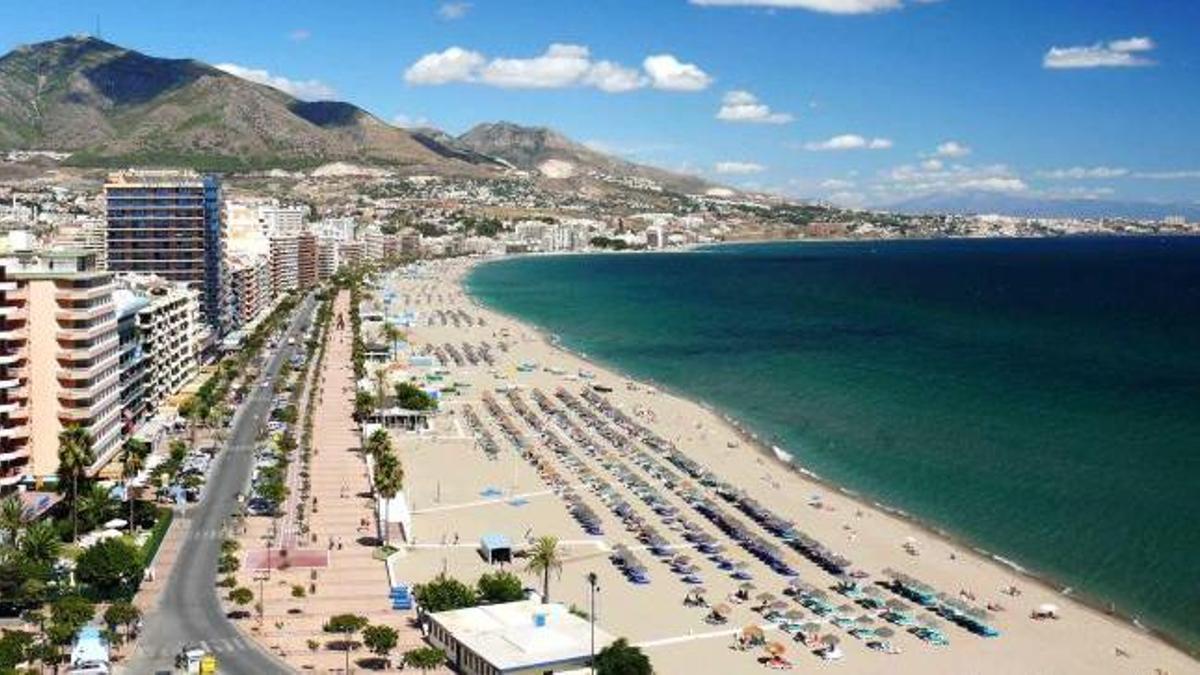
2, 0, 1199, 207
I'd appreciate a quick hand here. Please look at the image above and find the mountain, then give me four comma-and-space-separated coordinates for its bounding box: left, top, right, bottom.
0, 35, 460, 170
454, 121, 712, 194
886, 190, 1200, 221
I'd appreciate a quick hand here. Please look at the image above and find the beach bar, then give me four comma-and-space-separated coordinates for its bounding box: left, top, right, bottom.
426, 600, 615, 675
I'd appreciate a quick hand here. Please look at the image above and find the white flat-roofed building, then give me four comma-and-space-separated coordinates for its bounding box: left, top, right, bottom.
426, 600, 615, 675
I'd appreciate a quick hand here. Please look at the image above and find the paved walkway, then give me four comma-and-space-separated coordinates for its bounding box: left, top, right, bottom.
233, 290, 441, 673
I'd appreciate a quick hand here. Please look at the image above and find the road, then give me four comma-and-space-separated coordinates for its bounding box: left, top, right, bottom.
124, 295, 316, 675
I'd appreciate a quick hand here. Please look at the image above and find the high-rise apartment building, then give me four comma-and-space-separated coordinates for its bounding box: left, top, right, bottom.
117, 275, 200, 414
227, 253, 273, 327
269, 235, 299, 297
104, 170, 226, 331
297, 231, 318, 291
0, 250, 122, 486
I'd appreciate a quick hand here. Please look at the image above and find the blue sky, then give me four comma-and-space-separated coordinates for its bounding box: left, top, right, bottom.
3, 0, 1199, 206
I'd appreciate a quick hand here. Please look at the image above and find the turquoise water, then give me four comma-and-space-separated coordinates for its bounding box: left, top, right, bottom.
465, 237, 1200, 651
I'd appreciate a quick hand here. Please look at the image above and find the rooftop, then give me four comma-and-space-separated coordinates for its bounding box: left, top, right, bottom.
430, 600, 615, 672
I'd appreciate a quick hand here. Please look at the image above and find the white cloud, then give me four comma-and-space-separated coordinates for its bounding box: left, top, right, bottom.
404, 47, 487, 85
643, 54, 712, 91
288, 29, 311, 42
820, 178, 856, 190
581, 60, 649, 93
1036, 166, 1129, 180
404, 45, 705, 93
1042, 186, 1116, 200
934, 141, 970, 158
1044, 36, 1156, 69
438, 2, 472, 20
214, 63, 335, 100
716, 90, 793, 124
959, 177, 1028, 192
715, 161, 766, 174
921, 159, 943, 171
479, 44, 594, 89
392, 114, 431, 129
804, 134, 893, 151
1131, 170, 1200, 180
689, 0, 937, 15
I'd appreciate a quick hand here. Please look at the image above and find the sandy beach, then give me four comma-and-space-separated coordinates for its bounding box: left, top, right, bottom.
375, 255, 1198, 675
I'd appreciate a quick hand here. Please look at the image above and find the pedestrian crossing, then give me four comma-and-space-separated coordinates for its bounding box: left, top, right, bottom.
137, 635, 256, 660
187, 528, 227, 541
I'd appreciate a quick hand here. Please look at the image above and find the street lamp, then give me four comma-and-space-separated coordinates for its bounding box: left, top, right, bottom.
587, 572, 599, 674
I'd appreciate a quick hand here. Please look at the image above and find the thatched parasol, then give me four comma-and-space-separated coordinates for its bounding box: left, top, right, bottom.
765, 641, 787, 657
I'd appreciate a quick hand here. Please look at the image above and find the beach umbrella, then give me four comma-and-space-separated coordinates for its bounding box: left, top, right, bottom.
885, 599, 908, 611
836, 604, 855, 614
820, 635, 841, 647
714, 603, 732, 617
855, 615, 876, 626
692, 587, 709, 596
742, 625, 765, 640
770, 600, 789, 610
864, 586, 884, 597
765, 642, 787, 657
756, 592, 777, 603
739, 582, 757, 591
874, 627, 895, 639
801, 622, 822, 636
784, 609, 805, 621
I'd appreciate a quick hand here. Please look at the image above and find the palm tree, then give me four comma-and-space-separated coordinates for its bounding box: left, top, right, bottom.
373, 368, 389, 406
0, 494, 23, 543
119, 439, 150, 532
57, 424, 95, 542
18, 520, 61, 569
178, 396, 203, 447
373, 454, 403, 545
524, 536, 564, 604
78, 483, 114, 534
206, 405, 230, 446
383, 324, 403, 361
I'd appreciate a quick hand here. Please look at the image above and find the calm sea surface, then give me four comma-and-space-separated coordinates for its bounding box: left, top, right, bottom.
465, 237, 1200, 649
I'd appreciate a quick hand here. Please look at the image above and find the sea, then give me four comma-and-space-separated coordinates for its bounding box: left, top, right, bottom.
465, 236, 1200, 652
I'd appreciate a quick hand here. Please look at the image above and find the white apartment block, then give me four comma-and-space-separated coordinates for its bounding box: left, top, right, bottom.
116, 274, 200, 415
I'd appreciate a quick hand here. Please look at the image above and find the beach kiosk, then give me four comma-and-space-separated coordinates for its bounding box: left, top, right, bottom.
479, 533, 512, 564
426, 600, 615, 675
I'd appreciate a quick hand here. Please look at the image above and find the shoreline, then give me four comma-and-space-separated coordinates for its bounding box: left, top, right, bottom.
458, 251, 1200, 663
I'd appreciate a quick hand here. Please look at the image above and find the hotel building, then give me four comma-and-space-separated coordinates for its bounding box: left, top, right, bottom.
104, 170, 227, 331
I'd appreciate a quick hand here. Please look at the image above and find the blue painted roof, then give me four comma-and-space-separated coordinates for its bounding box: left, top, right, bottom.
480, 533, 511, 550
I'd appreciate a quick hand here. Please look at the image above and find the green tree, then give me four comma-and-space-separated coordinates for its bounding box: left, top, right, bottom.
0, 629, 34, 671
394, 382, 436, 411
476, 570, 525, 604
57, 425, 95, 542
595, 637, 653, 675
77, 483, 115, 533
102, 601, 141, 641
372, 453, 403, 545
18, 520, 62, 570
0, 495, 23, 543
353, 391, 376, 420
228, 587, 254, 618
49, 595, 94, 633
323, 614, 369, 674
75, 537, 142, 599
524, 536, 564, 604
361, 624, 398, 667
413, 574, 477, 614
119, 438, 150, 532
178, 395, 204, 447
383, 324, 404, 360
402, 647, 446, 672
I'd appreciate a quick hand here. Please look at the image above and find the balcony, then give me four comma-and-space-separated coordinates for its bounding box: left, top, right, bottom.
0, 469, 27, 488
54, 284, 111, 303
0, 282, 15, 292
0, 447, 30, 463
0, 402, 18, 415
4, 286, 27, 301
0, 425, 28, 440
0, 327, 27, 342
0, 305, 27, 321
57, 321, 115, 342
56, 302, 113, 322
57, 359, 117, 383
57, 336, 118, 362
0, 352, 22, 366
0, 379, 18, 390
